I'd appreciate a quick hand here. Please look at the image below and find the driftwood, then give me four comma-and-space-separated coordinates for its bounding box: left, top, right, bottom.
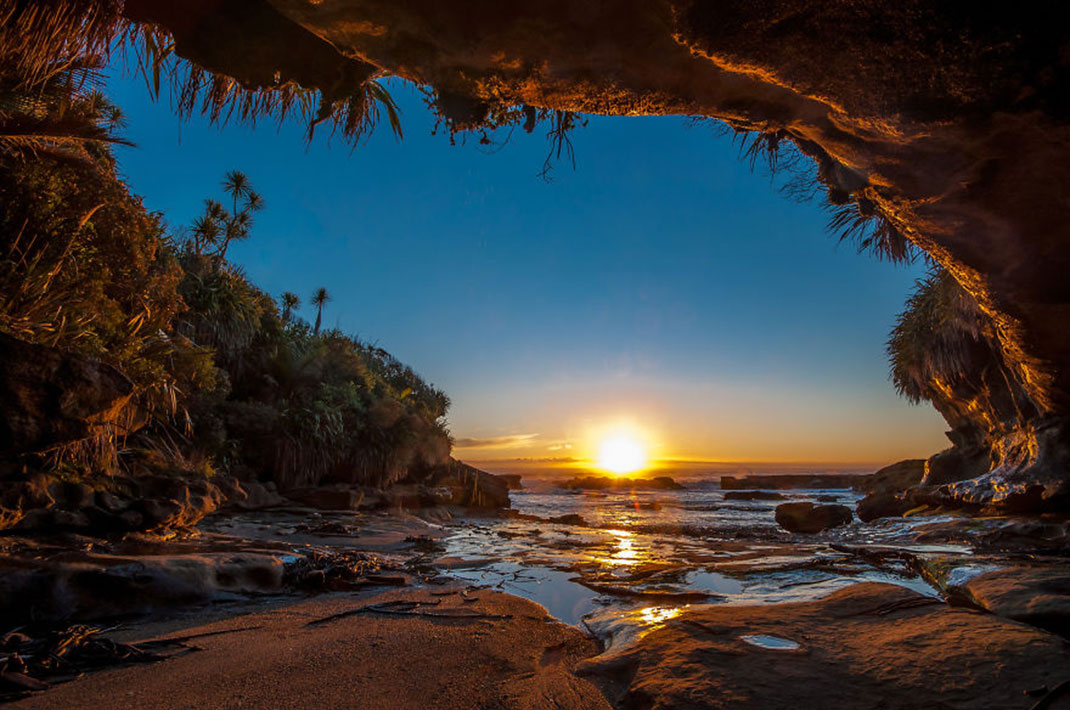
0, 623, 204, 701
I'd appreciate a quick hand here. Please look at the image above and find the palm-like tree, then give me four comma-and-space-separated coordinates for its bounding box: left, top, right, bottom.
311, 287, 331, 335
185, 171, 264, 259
215, 170, 263, 259
280, 291, 300, 323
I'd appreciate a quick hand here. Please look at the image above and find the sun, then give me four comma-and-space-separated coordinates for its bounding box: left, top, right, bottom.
597, 434, 648, 474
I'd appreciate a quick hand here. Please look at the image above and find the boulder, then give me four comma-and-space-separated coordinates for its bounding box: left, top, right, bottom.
0, 333, 135, 457
855, 459, 926, 495
956, 565, 1070, 636
774, 502, 853, 533
856, 491, 915, 523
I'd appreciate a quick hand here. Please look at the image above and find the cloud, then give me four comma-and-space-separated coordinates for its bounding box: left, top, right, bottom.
453, 433, 539, 449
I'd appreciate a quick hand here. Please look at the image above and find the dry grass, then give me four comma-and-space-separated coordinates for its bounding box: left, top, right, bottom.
0, 0, 121, 88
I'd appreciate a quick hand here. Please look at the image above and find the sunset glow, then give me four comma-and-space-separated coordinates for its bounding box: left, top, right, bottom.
597, 434, 648, 474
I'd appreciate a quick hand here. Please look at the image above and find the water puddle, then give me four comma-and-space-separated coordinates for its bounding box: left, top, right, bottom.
447, 562, 601, 625
688, 569, 744, 595
739, 634, 801, 650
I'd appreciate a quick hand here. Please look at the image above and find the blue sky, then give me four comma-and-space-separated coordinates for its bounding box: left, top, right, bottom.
104, 71, 947, 465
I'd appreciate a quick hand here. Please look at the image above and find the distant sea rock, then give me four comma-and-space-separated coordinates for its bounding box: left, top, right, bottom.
499, 474, 524, 490
559, 475, 683, 491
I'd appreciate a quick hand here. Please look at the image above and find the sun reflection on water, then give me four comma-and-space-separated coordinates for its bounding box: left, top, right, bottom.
639, 605, 685, 625
613, 530, 638, 564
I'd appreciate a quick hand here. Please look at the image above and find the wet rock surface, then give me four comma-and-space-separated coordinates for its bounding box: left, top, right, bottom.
953, 565, 1070, 637
579, 583, 1070, 710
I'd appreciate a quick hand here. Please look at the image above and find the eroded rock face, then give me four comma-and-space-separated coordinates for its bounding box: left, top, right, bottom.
420, 458, 511, 510
115, 2, 1070, 508
0, 333, 134, 457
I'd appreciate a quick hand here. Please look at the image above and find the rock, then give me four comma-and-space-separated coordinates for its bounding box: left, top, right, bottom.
856, 491, 915, 523
222, 479, 287, 510
955, 565, 1070, 636
0, 476, 53, 530
94, 490, 128, 513
774, 502, 853, 533
854, 459, 926, 494
723, 490, 785, 501
578, 583, 1070, 709
0, 332, 135, 456
287, 486, 363, 511
424, 459, 511, 509
49, 480, 95, 510
50, 509, 90, 529
499, 474, 524, 490
0, 552, 288, 624
560, 475, 683, 491
548, 513, 587, 527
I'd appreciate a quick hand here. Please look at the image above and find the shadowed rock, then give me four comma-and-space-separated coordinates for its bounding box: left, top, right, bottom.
774, 502, 853, 533
0, 333, 134, 457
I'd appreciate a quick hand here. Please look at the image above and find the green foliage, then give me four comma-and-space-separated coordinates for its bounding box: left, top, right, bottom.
311, 286, 331, 335
0, 95, 450, 488
887, 269, 985, 403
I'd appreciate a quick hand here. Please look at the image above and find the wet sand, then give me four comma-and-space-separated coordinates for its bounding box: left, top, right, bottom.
10, 584, 610, 710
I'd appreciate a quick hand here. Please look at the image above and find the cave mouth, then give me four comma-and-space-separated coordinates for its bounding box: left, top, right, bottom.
3, 1, 1069, 510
